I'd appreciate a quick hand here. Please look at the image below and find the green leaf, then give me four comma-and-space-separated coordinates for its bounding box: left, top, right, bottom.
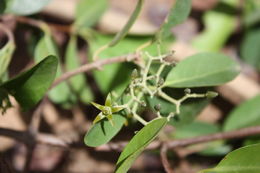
240, 29, 260, 70
192, 0, 238, 52
0, 56, 57, 110
0, 38, 15, 80
155, 0, 191, 41
223, 95, 260, 131
35, 33, 71, 104
65, 36, 93, 103
108, 0, 144, 47
74, 0, 108, 29
5, 0, 51, 15
84, 114, 126, 147
200, 143, 260, 173
115, 118, 167, 173
164, 52, 240, 88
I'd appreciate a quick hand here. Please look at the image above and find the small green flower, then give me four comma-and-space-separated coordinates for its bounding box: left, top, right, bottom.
91, 93, 125, 126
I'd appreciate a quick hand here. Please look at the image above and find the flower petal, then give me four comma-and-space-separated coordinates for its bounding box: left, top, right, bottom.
105, 93, 112, 107
112, 106, 125, 113
91, 102, 106, 111
106, 114, 114, 126
93, 113, 105, 124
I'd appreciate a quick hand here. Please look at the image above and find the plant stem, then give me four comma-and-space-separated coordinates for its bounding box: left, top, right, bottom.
131, 92, 148, 125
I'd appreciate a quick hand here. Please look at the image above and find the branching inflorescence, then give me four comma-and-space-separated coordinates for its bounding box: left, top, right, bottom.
91, 49, 218, 126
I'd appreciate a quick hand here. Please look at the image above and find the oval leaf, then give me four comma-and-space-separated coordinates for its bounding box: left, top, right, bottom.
155, 0, 191, 41
224, 95, 260, 131
35, 33, 71, 104
1, 55, 58, 110
65, 36, 93, 103
200, 143, 260, 173
74, 0, 108, 29
241, 29, 260, 70
84, 114, 126, 147
164, 52, 240, 88
5, 0, 51, 15
115, 118, 167, 173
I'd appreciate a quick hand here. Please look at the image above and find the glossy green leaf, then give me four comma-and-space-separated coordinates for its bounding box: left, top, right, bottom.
108, 0, 144, 47
5, 0, 51, 15
0, 56, 57, 110
192, 0, 238, 52
155, 0, 191, 41
223, 95, 260, 131
115, 118, 167, 173
200, 143, 260, 173
240, 29, 260, 70
164, 52, 240, 88
0, 38, 15, 80
35, 33, 71, 104
74, 0, 107, 29
65, 36, 93, 103
84, 114, 126, 147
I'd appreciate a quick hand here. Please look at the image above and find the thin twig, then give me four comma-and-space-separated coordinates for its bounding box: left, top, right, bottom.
0, 23, 14, 43
2, 126, 260, 151
28, 97, 48, 135
16, 15, 71, 33
160, 144, 174, 173
51, 53, 139, 89
96, 126, 260, 151
15, 16, 44, 29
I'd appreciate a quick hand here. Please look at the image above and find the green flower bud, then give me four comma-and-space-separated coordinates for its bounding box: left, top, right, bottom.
157, 78, 164, 87
154, 104, 161, 111
140, 101, 146, 107
131, 69, 138, 79
206, 91, 218, 98
184, 88, 191, 94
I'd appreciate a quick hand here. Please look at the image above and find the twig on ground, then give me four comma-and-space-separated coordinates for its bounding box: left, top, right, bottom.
2, 126, 260, 152
96, 126, 260, 151
160, 144, 174, 173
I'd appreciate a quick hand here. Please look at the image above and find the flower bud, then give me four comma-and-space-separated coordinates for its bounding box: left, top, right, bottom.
206, 91, 218, 98
140, 101, 146, 107
184, 88, 191, 94
131, 69, 138, 79
154, 104, 161, 111
157, 78, 164, 87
